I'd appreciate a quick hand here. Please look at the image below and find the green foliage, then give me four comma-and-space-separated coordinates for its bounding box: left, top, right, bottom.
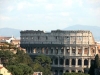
88, 54, 100, 75
94, 54, 100, 68
88, 62, 95, 75
33, 55, 51, 75
7, 64, 33, 75
63, 72, 89, 75
0, 50, 34, 75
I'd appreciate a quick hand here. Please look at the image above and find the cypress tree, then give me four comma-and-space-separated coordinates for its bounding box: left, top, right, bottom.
94, 54, 100, 68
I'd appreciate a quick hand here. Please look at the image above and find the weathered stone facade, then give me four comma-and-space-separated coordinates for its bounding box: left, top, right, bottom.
20, 30, 98, 75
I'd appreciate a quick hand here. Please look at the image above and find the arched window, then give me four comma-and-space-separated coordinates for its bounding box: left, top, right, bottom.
60, 58, 64, 65
66, 59, 69, 65
59, 70, 63, 75
54, 58, 58, 65
78, 59, 82, 65
54, 70, 58, 75
72, 70, 75, 72
78, 70, 81, 73
72, 59, 75, 65
66, 70, 69, 72
84, 59, 88, 65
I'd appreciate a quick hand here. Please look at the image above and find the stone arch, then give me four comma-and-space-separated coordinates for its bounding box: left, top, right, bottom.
45, 48, 48, 54
72, 70, 75, 72
84, 59, 88, 65
78, 70, 82, 73
59, 70, 63, 75
72, 59, 75, 65
60, 58, 64, 65
54, 70, 58, 75
54, 58, 58, 65
78, 59, 82, 65
66, 59, 69, 65
66, 70, 69, 72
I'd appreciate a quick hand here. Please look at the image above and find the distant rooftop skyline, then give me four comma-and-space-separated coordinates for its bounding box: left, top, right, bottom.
0, 0, 100, 31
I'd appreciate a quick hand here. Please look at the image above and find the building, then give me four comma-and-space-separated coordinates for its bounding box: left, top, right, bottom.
33, 72, 42, 75
20, 30, 99, 75
0, 64, 12, 75
0, 36, 16, 43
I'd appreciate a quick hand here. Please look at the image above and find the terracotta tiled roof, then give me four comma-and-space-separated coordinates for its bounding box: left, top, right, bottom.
0, 37, 11, 40
0, 67, 3, 69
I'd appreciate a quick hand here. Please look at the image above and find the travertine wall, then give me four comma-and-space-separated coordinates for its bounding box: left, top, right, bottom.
20, 30, 97, 75
20, 30, 95, 45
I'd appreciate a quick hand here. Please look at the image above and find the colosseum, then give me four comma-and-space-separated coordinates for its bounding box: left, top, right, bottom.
20, 30, 99, 75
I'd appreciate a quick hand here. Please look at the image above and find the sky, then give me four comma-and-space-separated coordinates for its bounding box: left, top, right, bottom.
0, 0, 100, 31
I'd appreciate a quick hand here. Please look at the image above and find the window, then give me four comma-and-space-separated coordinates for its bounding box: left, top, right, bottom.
46, 36, 48, 40
38, 36, 40, 40
56, 36, 57, 39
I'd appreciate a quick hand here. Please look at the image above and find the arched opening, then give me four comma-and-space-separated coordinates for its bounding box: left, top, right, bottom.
54, 70, 58, 75
78, 59, 82, 65
78, 70, 82, 73
46, 48, 48, 54
41, 48, 44, 53
60, 58, 64, 65
54, 58, 58, 65
59, 70, 63, 75
72, 70, 75, 72
66, 70, 69, 72
84, 59, 88, 65
66, 59, 69, 65
72, 59, 75, 65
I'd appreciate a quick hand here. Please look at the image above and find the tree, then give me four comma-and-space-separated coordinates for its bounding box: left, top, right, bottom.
7, 64, 33, 75
88, 62, 95, 75
94, 54, 100, 68
33, 55, 51, 75
88, 54, 100, 75
0, 50, 34, 75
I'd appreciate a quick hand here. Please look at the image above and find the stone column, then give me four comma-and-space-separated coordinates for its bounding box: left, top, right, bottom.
95, 46, 98, 54
82, 47, 84, 56
88, 59, 91, 68
76, 47, 78, 56
82, 59, 84, 67
88, 47, 91, 56
75, 58, 78, 67
52, 47, 54, 55
69, 59, 72, 67
64, 59, 65, 67
64, 47, 66, 56
70, 47, 72, 56
69, 69, 71, 73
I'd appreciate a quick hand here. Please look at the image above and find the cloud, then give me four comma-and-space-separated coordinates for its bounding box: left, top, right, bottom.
60, 12, 70, 16
45, 4, 54, 10
62, 0, 73, 7
87, 0, 100, 4
76, 0, 83, 7
7, 6, 14, 12
69, 18, 73, 22
17, 1, 33, 10
89, 7, 100, 16
35, 0, 47, 3
0, 15, 11, 20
